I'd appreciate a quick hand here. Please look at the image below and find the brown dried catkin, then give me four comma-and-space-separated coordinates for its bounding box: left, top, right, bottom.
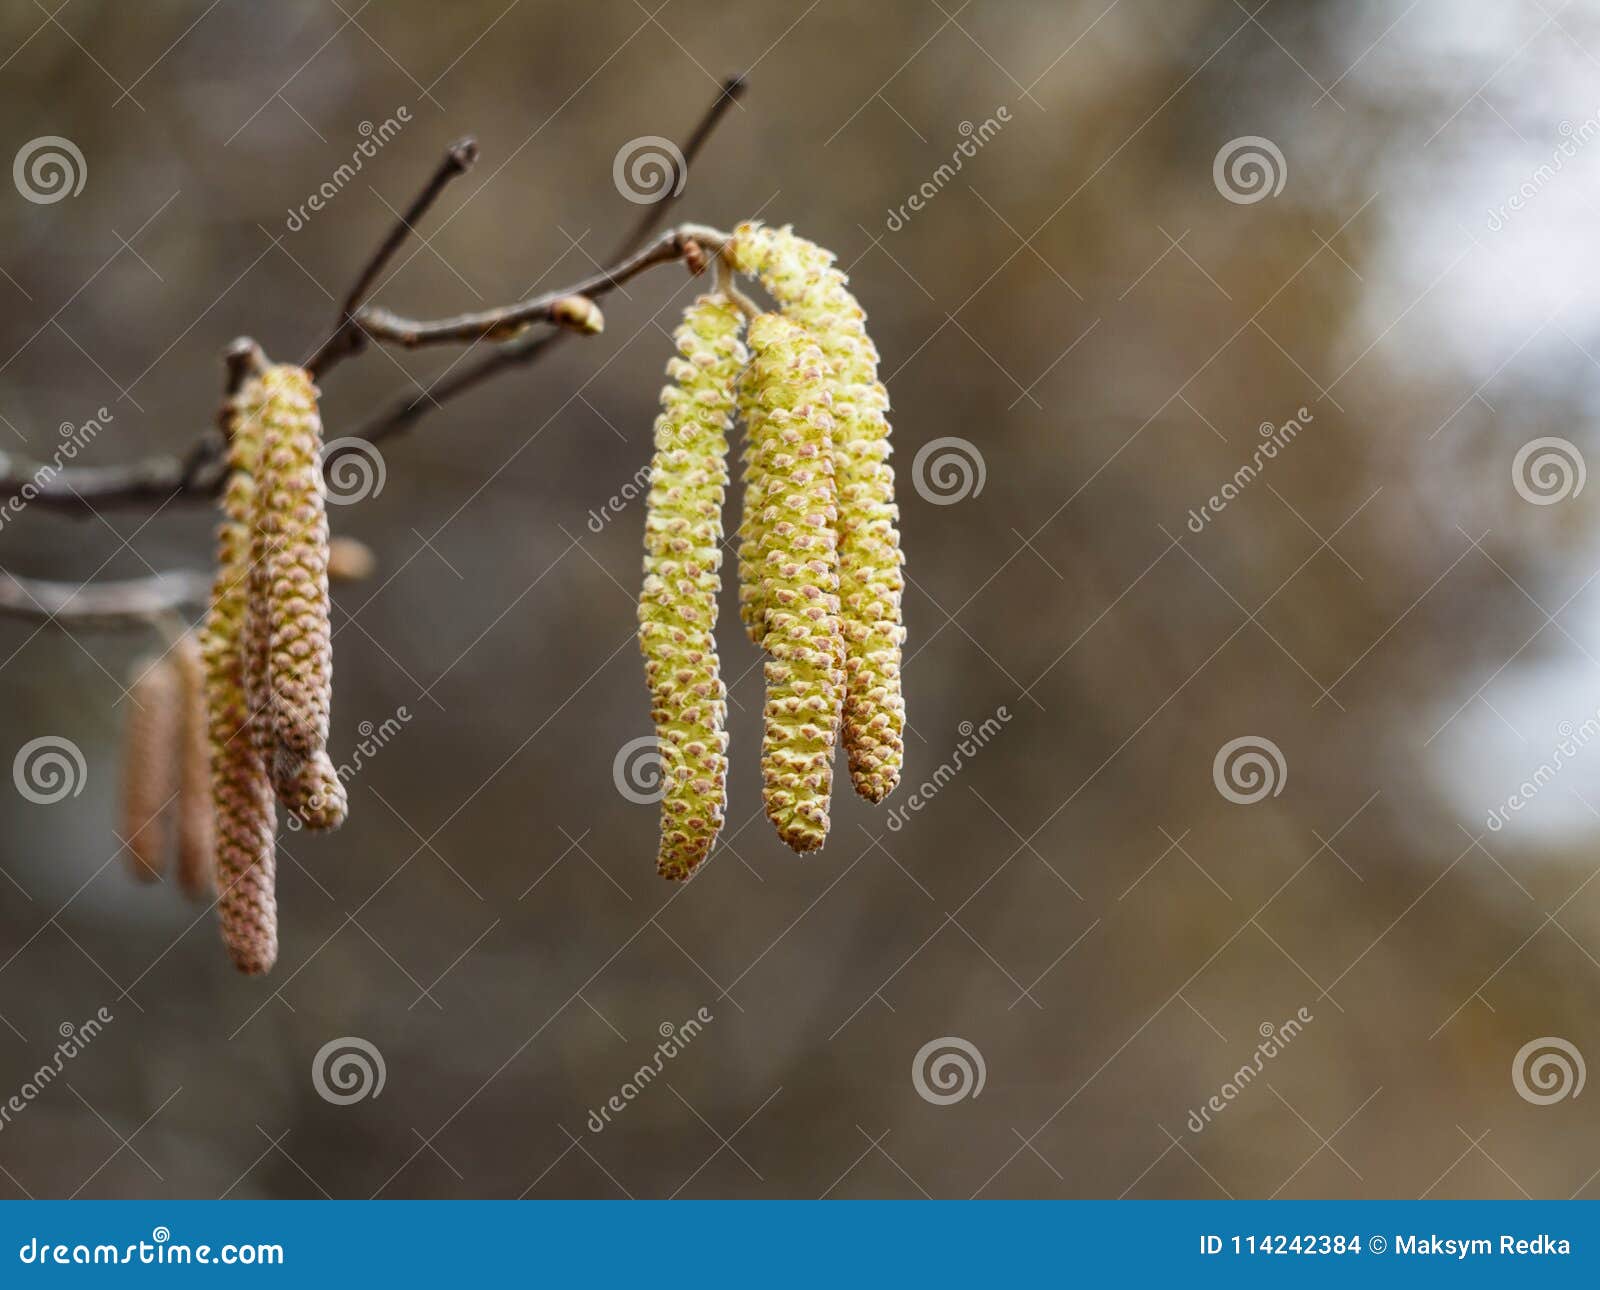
203, 373, 279, 974
121, 655, 180, 881
171, 632, 214, 898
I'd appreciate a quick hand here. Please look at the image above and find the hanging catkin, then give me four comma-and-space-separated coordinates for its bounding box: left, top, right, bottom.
171, 631, 215, 898
745, 313, 845, 852
202, 374, 279, 975
735, 363, 770, 645
638, 294, 744, 879
256, 365, 334, 766
120, 654, 180, 881
730, 224, 906, 804
250, 364, 344, 832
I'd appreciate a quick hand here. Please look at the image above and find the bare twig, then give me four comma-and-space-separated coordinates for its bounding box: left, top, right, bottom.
305, 137, 479, 378
0, 569, 211, 621
354, 222, 726, 348
0, 73, 746, 535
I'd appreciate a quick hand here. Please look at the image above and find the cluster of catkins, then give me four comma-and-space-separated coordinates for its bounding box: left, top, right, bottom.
196, 362, 344, 974
638, 224, 906, 879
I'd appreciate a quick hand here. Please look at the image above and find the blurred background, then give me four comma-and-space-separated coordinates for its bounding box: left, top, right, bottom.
0, 0, 1596, 1199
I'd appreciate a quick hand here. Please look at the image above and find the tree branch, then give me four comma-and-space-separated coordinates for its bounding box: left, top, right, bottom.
0, 74, 748, 524
0, 569, 211, 621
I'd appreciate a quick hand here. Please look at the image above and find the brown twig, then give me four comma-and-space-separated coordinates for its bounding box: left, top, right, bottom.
0, 569, 212, 621
0, 74, 748, 620
304, 137, 479, 378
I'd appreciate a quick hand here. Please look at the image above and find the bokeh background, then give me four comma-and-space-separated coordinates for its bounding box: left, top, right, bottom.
0, 0, 1597, 1199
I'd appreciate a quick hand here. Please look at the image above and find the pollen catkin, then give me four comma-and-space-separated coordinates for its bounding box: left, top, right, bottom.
638, 294, 744, 879
730, 224, 906, 803
256, 365, 334, 764
171, 632, 215, 899
735, 363, 770, 645
202, 374, 278, 974
277, 748, 348, 832
121, 655, 180, 881
746, 313, 845, 852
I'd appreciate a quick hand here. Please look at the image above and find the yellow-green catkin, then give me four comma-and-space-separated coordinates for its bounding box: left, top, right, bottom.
730, 224, 906, 804
638, 294, 745, 879
746, 313, 845, 852
735, 363, 772, 645
202, 375, 278, 974
121, 654, 180, 882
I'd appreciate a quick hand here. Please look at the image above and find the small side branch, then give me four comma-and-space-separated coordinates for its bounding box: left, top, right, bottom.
0, 569, 211, 621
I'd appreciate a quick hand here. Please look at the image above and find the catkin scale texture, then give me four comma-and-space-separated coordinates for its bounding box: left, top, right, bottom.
121, 656, 180, 881
201, 375, 278, 974
746, 313, 845, 853
731, 224, 906, 804
638, 294, 744, 879
256, 366, 334, 763
171, 632, 215, 898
